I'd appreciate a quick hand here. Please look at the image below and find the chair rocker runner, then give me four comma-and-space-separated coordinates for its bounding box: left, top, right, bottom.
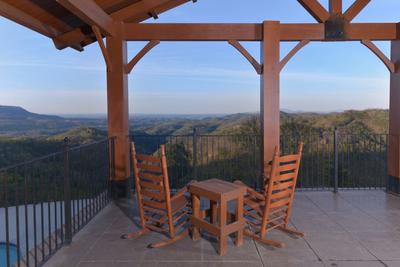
235, 143, 304, 248
121, 143, 192, 248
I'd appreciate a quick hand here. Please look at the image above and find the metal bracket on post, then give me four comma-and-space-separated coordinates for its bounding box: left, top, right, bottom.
63, 137, 72, 245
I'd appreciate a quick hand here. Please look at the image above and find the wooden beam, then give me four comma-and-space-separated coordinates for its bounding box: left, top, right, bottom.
345, 23, 397, 41
329, 0, 342, 14
361, 40, 395, 73
344, 0, 371, 22
124, 23, 263, 41
297, 0, 330, 23
280, 40, 310, 71
228, 40, 262, 74
53, 29, 87, 51
106, 34, 130, 181
0, 1, 58, 38
125, 40, 160, 74
92, 25, 112, 71
57, 0, 115, 36
54, 0, 191, 50
111, 0, 188, 22
260, 21, 280, 185
123, 23, 398, 41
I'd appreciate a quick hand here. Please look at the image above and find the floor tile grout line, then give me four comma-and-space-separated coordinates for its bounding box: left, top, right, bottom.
290, 194, 327, 265
252, 238, 266, 267
338, 191, 400, 233
74, 204, 120, 267
304, 193, 385, 264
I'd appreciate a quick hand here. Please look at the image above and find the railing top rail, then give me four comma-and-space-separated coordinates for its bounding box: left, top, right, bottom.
0, 138, 110, 173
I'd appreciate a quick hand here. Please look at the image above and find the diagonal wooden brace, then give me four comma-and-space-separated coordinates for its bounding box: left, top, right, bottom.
280, 40, 310, 72
361, 40, 395, 73
125, 40, 160, 74
92, 25, 113, 72
228, 40, 262, 75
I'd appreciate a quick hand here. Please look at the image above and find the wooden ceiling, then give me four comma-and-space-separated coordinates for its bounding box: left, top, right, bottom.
0, 0, 193, 51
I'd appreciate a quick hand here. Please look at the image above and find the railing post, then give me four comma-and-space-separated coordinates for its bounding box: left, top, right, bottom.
333, 129, 339, 193
63, 137, 72, 245
192, 128, 198, 180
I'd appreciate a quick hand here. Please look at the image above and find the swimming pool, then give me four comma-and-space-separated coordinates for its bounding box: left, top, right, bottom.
0, 243, 18, 267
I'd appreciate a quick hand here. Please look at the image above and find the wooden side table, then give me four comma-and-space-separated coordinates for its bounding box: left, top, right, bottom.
189, 179, 246, 255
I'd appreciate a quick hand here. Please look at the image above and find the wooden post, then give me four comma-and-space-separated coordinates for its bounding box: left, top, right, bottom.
388, 40, 400, 194
260, 21, 281, 187
106, 23, 130, 197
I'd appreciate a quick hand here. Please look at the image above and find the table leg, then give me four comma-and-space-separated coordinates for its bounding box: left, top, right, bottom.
191, 194, 201, 241
235, 196, 244, 246
210, 200, 217, 224
218, 201, 227, 256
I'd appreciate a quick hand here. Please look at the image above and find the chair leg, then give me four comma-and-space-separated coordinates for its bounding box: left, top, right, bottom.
148, 229, 189, 248
244, 229, 285, 248
121, 228, 150, 240
278, 226, 305, 237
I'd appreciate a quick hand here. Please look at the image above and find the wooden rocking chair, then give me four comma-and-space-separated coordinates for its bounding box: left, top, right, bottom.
121, 142, 193, 248
235, 143, 304, 248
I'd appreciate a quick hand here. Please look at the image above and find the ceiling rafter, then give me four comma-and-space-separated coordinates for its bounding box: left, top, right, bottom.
53, 0, 192, 51
57, 0, 116, 36
297, 0, 330, 23
344, 0, 371, 22
329, 0, 342, 14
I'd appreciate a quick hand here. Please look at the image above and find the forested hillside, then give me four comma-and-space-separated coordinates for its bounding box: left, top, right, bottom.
0, 106, 389, 168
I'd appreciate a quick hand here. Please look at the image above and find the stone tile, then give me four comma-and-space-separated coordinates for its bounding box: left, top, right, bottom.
291, 213, 345, 233
304, 231, 376, 261
323, 260, 385, 267
265, 259, 325, 267
149, 261, 263, 267
78, 261, 115, 267
256, 230, 319, 263
306, 192, 358, 213
326, 211, 386, 233
142, 233, 203, 261
43, 192, 400, 267
383, 261, 400, 267
83, 232, 150, 261
352, 231, 400, 261
200, 235, 261, 261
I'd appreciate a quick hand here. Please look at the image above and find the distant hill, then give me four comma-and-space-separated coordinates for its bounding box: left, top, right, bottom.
47, 127, 107, 144
0, 105, 63, 120
0, 106, 107, 137
0, 105, 389, 138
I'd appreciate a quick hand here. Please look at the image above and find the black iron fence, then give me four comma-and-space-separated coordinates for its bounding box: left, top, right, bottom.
0, 139, 112, 267
132, 130, 388, 191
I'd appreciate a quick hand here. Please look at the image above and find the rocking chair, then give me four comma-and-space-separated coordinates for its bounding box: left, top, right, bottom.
235, 143, 304, 248
121, 142, 193, 248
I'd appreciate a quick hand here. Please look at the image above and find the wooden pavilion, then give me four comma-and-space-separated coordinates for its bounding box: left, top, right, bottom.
1, 0, 400, 194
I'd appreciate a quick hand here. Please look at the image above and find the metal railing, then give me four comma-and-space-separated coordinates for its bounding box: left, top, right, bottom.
131, 130, 388, 191
0, 139, 112, 267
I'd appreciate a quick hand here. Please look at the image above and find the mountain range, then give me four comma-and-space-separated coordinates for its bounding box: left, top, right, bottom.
0, 105, 389, 139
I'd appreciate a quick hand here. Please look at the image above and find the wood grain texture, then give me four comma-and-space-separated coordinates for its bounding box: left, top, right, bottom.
344, 0, 371, 21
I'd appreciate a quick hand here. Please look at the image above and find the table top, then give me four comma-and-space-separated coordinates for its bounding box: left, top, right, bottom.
189, 179, 246, 201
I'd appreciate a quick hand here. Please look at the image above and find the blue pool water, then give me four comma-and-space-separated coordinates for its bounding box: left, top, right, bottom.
0, 243, 18, 267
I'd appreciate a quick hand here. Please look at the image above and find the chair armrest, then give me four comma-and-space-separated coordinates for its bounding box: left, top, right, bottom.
234, 180, 265, 200
171, 180, 198, 201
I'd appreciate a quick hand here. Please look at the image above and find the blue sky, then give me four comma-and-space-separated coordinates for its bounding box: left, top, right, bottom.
0, 0, 399, 115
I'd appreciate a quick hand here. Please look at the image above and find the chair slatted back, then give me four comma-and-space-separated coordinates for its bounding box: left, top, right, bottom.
132, 143, 175, 236
260, 143, 303, 236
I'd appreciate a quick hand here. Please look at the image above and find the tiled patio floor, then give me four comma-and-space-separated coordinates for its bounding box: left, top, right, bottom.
44, 191, 400, 267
